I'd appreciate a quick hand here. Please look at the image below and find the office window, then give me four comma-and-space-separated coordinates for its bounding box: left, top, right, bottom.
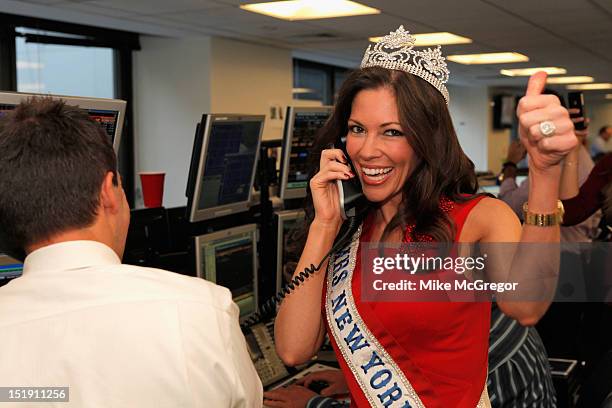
293, 59, 350, 105
16, 28, 114, 98
0, 16, 139, 206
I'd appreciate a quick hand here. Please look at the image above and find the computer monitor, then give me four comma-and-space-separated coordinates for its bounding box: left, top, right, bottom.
194, 224, 258, 319
186, 114, 264, 222
0, 253, 23, 285
0, 91, 126, 152
275, 209, 306, 292
280, 106, 332, 200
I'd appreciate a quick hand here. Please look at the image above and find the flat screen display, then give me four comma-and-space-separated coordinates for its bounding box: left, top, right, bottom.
187, 115, 264, 222
280, 107, 331, 200
196, 224, 258, 318
0, 92, 125, 152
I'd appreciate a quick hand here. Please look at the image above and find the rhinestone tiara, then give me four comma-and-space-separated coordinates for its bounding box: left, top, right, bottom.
361, 25, 450, 103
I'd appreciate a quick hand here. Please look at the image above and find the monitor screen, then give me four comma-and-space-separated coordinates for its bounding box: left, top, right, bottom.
195, 224, 258, 318
0, 253, 23, 285
280, 107, 332, 200
275, 210, 306, 292
87, 109, 120, 143
0, 91, 126, 152
187, 115, 264, 222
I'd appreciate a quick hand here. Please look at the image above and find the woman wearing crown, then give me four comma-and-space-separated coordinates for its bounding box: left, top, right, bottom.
271, 26, 576, 408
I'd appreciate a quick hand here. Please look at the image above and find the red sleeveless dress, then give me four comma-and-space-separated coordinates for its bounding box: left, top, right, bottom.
324, 197, 490, 407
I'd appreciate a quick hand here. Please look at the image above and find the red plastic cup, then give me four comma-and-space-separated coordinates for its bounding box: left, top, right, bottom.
139, 172, 165, 208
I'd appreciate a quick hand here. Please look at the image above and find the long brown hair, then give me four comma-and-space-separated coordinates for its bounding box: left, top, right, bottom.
305, 67, 479, 242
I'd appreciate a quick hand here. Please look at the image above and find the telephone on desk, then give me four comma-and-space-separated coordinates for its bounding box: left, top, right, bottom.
244, 319, 340, 389
244, 320, 289, 387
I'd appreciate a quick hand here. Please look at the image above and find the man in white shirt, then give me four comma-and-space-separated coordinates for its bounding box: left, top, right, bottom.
0, 98, 263, 407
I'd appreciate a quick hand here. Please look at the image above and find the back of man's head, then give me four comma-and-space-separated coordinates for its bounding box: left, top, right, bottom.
0, 97, 118, 258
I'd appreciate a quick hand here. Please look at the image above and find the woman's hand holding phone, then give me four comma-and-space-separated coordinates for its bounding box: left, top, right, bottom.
309, 148, 354, 232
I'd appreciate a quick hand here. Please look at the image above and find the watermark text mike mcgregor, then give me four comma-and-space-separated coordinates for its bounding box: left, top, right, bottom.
372, 278, 518, 293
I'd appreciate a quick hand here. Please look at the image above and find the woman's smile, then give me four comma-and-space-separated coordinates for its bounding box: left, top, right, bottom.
359, 165, 395, 185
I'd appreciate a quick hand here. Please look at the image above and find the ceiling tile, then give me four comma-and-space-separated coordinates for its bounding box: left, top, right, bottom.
84, 0, 224, 16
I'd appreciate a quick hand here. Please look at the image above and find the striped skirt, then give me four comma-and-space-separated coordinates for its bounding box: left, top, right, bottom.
488, 326, 557, 408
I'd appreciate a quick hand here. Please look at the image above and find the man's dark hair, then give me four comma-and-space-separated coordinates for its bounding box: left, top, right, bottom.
0, 97, 117, 257
600, 126, 611, 135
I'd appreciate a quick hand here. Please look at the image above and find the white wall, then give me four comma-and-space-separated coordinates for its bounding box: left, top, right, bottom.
447, 84, 489, 171
210, 37, 292, 141
133, 36, 213, 208
133, 36, 294, 207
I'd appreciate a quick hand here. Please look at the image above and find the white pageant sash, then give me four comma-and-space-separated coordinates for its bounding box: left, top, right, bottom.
325, 226, 425, 408
325, 226, 490, 408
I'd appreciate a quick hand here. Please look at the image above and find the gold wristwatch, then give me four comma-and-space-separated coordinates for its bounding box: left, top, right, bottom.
522, 200, 564, 226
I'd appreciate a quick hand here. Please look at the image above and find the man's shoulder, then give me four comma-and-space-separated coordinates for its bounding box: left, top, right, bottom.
104, 263, 234, 311
0, 263, 237, 330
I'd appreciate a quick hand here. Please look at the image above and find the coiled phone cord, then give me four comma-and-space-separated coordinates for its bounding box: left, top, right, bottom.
241, 216, 360, 330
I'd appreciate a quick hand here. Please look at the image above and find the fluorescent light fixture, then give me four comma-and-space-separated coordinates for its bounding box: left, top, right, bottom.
240, 0, 380, 21
292, 87, 316, 94
547, 76, 594, 84
447, 52, 529, 65
500, 67, 566, 77
369, 32, 472, 46
567, 83, 612, 90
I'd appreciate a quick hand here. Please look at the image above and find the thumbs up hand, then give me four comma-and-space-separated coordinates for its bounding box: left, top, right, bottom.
517, 71, 578, 172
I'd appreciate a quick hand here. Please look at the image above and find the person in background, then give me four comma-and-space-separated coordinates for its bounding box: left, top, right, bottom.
562, 152, 612, 230
591, 125, 612, 160
499, 97, 601, 368
0, 98, 262, 407
486, 304, 556, 407
499, 93, 600, 246
561, 149, 612, 408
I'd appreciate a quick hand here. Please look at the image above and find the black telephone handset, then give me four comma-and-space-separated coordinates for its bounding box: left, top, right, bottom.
568, 92, 586, 131
334, 138, 369, 220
